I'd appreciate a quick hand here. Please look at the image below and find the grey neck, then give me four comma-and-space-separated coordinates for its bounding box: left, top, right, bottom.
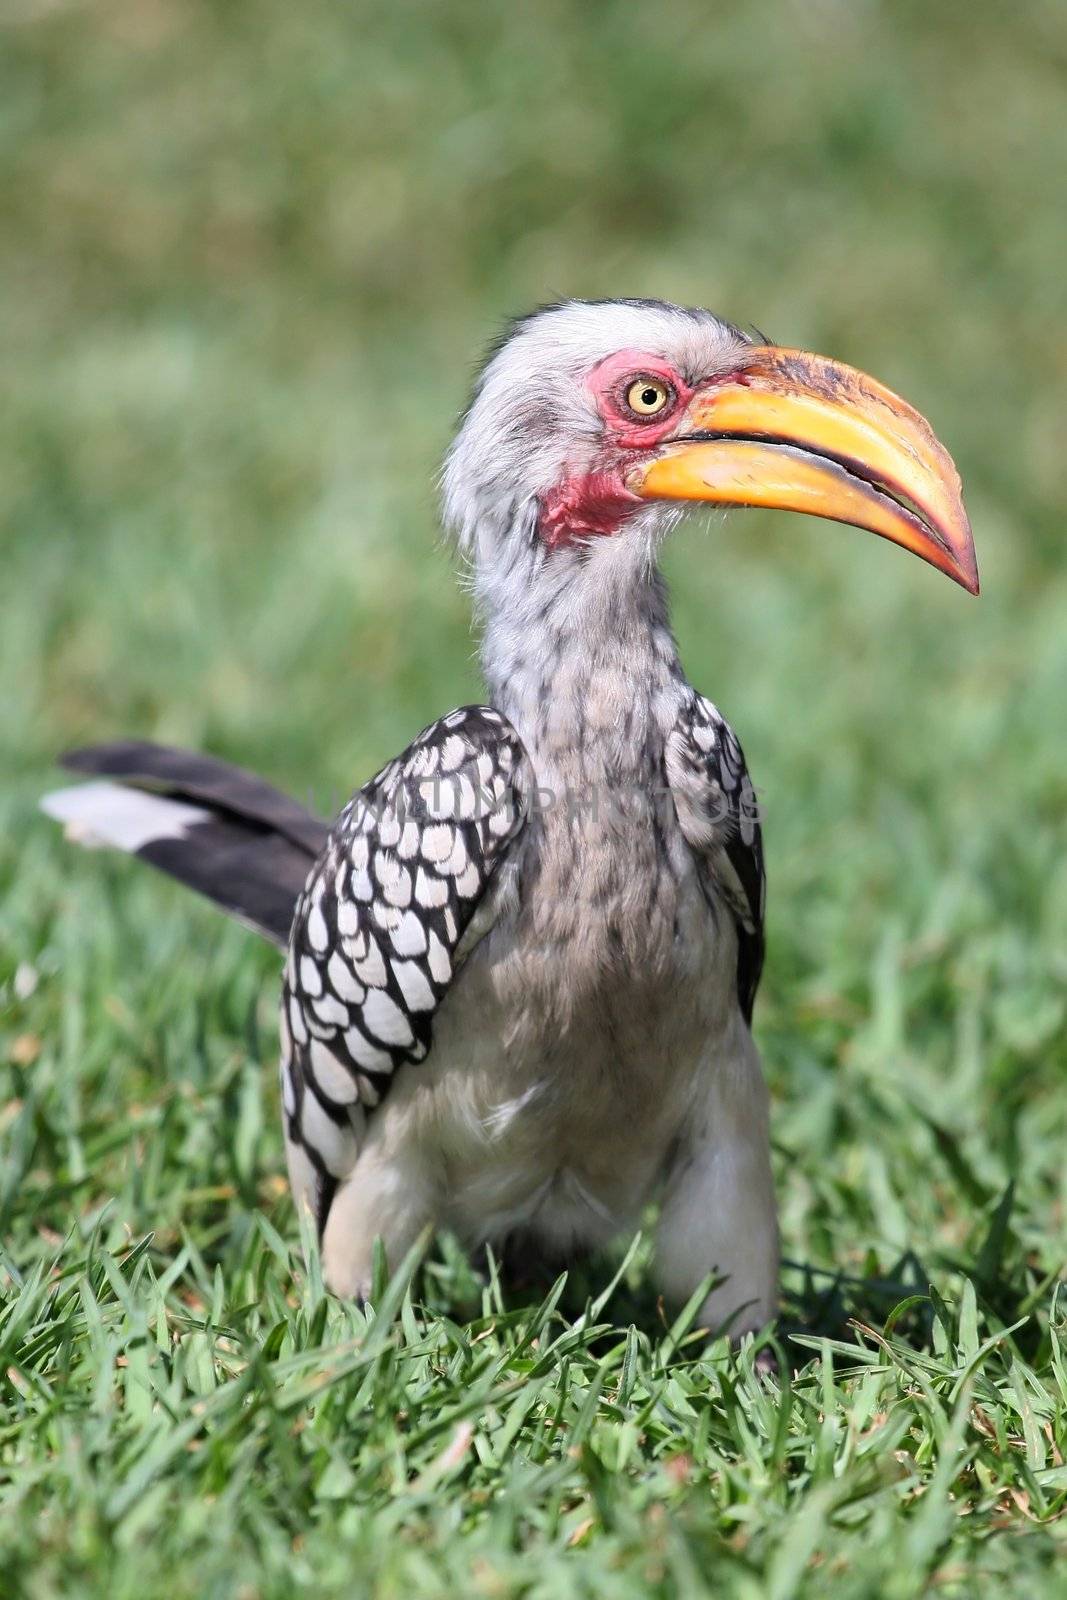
475, 511, 688, 793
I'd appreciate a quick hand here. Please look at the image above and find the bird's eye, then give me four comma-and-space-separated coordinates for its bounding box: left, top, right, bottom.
624, 377, 673, 418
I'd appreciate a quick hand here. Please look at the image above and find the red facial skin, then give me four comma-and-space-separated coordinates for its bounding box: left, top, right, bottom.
538, 351, 694, 550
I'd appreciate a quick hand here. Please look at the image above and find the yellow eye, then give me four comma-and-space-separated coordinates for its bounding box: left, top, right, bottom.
625, 377, 673, 417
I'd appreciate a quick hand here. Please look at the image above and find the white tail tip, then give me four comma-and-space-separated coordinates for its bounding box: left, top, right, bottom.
40, 781, 209, 853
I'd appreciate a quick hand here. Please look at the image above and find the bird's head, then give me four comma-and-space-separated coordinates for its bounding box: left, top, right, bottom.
442, 299, 977, 596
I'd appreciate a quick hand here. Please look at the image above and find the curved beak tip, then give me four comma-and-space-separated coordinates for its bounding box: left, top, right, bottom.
956, 545, 981, 597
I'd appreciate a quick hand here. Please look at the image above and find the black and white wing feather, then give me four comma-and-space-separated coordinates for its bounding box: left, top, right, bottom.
281, 706, 528, 1225
666, 692, 765, 1024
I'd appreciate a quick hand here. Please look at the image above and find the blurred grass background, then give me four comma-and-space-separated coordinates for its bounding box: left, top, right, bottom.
2, 0, 1067, 1593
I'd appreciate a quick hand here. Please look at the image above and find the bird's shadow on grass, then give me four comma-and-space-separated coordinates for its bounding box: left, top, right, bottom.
440, 1185, 1050, 1369
572, 1250, 940, 1364
442, 1235, 939, 1365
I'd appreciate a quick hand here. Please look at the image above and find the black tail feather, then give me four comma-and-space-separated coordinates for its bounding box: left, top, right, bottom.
45, 742, 329, 948
61, 741, 330, 856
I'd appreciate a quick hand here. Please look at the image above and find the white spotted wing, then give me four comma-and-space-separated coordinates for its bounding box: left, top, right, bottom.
280, 706, 528, 1220
666, 691, 765, 1024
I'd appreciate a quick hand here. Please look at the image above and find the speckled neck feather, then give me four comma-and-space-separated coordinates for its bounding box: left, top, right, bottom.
476, 508, 686, 792
474, 513, 695, 1029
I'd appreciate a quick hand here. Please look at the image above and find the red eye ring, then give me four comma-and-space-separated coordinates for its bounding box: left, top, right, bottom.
586, 351, 691, 443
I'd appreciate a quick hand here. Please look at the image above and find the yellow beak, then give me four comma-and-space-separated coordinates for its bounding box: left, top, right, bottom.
629, 346, 978, 594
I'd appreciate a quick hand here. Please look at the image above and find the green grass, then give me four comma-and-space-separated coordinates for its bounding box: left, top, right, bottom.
2, 0, 1067, 1594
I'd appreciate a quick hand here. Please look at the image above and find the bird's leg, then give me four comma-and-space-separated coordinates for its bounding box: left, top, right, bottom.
319, 1117, 438, 1302
654, 1024, 778, 1339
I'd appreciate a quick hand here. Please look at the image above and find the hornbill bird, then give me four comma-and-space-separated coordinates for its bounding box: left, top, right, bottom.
42, 300, 977, 1336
